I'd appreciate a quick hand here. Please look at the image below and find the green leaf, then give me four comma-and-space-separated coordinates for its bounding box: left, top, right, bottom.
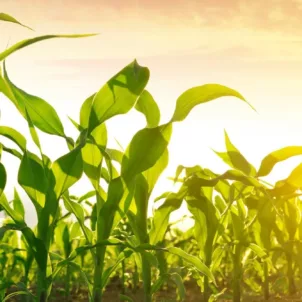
63, 195, 93, 243
13, 189, 25, 219
167, 247, 216, 284
52, 147, 83, 199
119, 294, 134, 302
18, 151, 47, 210
186, 196, 218, 261
248, 243, 267, 259
185, 169, 263, 190
101, 249, 133, 289
171, 273, 186, 301
0, 194, 24, 225
82, 124, 107, 188
3, 65, 65, 137
170, 84, 254, 122
223, 130, 256, 176
2, 291, 33, 301
258, 146, 302, 177
270, 163, 302, 196
0, 126, 26, 151
127, 149, 169, 242
135, 90, 160, 128
0, 33, 97, 61
1, 144, 22, 159
150, 187, 186, 245
0, 163, 6, 198
81, 60, 149, 132
121, 123, 172, 181
0, 12, 33, 30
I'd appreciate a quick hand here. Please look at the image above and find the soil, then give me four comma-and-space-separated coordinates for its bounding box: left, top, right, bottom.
6, 279, 302, 301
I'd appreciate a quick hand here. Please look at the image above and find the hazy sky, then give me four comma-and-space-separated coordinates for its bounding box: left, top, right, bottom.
1, 0, 302, 226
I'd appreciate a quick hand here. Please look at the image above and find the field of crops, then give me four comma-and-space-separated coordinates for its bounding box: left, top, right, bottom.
2, 13, 302, 302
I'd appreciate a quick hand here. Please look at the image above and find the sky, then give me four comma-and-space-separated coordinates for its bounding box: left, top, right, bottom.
1, 0, 302, 227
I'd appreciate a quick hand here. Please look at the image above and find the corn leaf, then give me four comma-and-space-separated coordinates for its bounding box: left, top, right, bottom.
258, 146, 302, 177
0, 12, 33, 30
52, 146, 83, 199
0, 126, 26, 151
0, 34, 97, 62
0, 163, 6, 198
121, 123, 172, 181
167, 247, 216, 284
135, 90, 160, 128
12, 188, 24, 219
80, 60, 149, 133
3, 65, 66, 137
18, 151, 47, 210
63, 195, 93, 243
171, 84, 253, 122
150, 187, 186, 245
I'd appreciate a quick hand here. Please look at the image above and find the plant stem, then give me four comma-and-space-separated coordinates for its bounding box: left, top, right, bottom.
263, 261, 269, 300
286, 252, 296, 295
232, 244, 242, 302
93, 245, 106, 302
141, 252, 152, 302
37, 267, 47, 302
121, 260, 126, 295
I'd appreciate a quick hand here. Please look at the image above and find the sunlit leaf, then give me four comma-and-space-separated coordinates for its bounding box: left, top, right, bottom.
0, 33, 97, 61
0, 12, 33, 30
3, 65, 65, 137
171, 84, 254, 122
80, 60, 149, 132
52, 147, 83, 199
135, 90, 160, 128
0, 126, 26, 151
258, 146, 302, 177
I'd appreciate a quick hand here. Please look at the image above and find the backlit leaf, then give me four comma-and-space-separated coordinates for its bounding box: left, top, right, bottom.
0, 12, 33, 30
258, 146, 302, 177
0, 33, 97, 61
171, 84, 253, 122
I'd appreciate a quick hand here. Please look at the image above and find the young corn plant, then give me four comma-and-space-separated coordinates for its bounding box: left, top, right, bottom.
0, 13, 97, 301
66, 58, 252, 301
210, 133, 302, 300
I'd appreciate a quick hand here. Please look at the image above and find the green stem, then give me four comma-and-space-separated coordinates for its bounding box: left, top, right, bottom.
286, 252, 296, 295
141, 252, 152, 302
121, 260, 126, 295
263, 261, 269, 300
93, 244, 106, 302
37, 267, 47, 302
133, 262, 139, 293
65, 265, 71, 301
232, 244, 242, 302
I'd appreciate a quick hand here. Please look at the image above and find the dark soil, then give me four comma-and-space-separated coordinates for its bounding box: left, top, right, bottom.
6, 279, 302, 301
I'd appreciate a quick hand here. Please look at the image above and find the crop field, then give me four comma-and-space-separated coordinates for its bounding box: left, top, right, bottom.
1, 12, 302, 302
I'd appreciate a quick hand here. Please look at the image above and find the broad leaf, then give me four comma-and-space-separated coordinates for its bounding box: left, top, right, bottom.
80, 60, 149, 132
3, 65, 65, 137
150, 187, 186, 245
18, 151, 47, 210
258, 146, 302, 177
52, 147, 83, 199
171, 84, 253, 122
135, 90, 160, 128
0, 126, 26, 151
167, 247, 216, 284
121, 123, 172, 181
